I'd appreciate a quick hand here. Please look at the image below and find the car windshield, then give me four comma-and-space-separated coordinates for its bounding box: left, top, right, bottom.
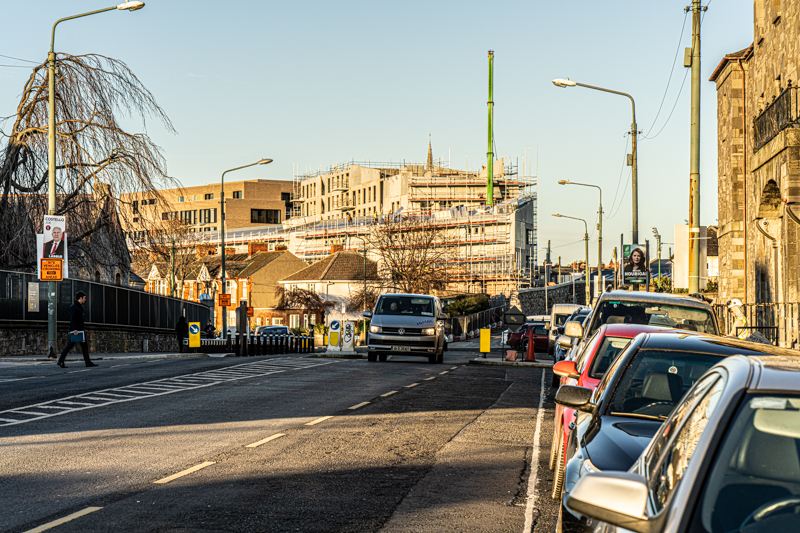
607, 349, 723, 419
375, 296, 434, 316
696, 395, 800, 533
554, 313, 572, 327
590, 300, 716, 335
587, 336, 631, 379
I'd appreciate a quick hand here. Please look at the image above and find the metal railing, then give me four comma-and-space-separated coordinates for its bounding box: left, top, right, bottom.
444, 305, 507, 340
0, 269, 210, 330
754, 85, 798, 151
713, 302, 800, 349
184, 333, 314, 355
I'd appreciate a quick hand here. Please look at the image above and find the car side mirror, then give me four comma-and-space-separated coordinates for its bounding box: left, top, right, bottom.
557, 336, 573, 349
566, 472, 656, 533
553, 360, 580, 379
555, 385, 594, 413
564, 320, 584, 339
363, 310, 372, 318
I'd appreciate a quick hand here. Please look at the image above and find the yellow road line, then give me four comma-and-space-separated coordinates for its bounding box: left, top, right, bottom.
404, 383, 419, 388
154, 461, 215, 484
439, 371, 449, 375
450, 366, 458, 370
423, 377, 436, 381
246, 433, 286, 448
305, 416, 333, 426
380, 391, 397, 397
23, 506, 103, 533
348, 401, 370, 410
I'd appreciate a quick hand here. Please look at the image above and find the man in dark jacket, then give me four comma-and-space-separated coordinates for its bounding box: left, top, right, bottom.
175, 316, 189, 352
57, 291, 96, 367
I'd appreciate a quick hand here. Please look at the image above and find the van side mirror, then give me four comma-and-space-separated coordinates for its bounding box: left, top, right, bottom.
363, 310, 372, 318
564, 320, 584, 339
544, 321, 551, 331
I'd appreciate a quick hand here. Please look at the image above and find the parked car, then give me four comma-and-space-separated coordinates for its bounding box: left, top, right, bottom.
555, 334, 793, 533
548, 303, 586, 354
256, 325, 290, 337
365, 293, 447, 364
554, 309, 592, 362
507, 322, 548, 352
565, 351, 800, 533
549, 324, 671, 499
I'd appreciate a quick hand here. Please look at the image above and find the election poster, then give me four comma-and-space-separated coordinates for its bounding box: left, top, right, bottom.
622, 244, 647, 284
38, 215, 68, 280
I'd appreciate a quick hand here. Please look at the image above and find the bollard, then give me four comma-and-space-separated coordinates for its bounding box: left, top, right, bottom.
226, 332, 232, 352
280, 334, 286, 354
310, 334, 315, 353
268, 334, 274, 356
525, 328, 536, 362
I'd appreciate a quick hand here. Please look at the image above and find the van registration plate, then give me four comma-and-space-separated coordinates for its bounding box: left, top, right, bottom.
392, 346, 411, 352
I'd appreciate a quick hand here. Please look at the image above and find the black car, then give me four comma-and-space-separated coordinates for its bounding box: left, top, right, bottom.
554, 333, 792, 532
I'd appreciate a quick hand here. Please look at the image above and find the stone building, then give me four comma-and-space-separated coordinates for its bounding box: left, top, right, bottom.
710, 0, 800, 307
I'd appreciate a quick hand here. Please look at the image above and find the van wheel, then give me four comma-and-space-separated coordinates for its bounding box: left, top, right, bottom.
368, 353, 377, 362
379, 353, 388, 362
436, 349, 444, 364
428, 353, 437, 364
443, 341, 448, 351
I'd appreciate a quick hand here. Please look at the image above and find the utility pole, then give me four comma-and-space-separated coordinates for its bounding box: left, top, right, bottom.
487, 50, 494, 207
687, 0, 704, 293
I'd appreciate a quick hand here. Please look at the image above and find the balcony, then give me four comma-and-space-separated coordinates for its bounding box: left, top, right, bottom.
754, 85, 798, 151
331, 178, 349, 192
331, 196, 354, 211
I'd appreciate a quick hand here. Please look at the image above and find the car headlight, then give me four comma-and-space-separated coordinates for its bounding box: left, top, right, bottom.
423, 328, 436, 335
369, 325, 380, 333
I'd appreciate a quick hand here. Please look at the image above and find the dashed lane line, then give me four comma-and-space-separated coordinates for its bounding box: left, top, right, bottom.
380, 391, 398, 397
439, 371, 449, 375
246, 433, 286, 448
153, 461, 215, 484
22, 506, 103, 533
305, 416, 334, 426
404, 383, 419, 388
423, 376, 436, 381
348, 401, 370, 410
0, 358, 339, 427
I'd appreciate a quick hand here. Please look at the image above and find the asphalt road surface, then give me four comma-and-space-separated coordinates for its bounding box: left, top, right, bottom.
1, 341, 560, 533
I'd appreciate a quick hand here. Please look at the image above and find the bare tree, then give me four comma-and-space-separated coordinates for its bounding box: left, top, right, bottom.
274, 286, 336, 314
367, 216, 457, 294
0, 53, 177, 272
132, 220, 204, 297
345, 285, 379, 313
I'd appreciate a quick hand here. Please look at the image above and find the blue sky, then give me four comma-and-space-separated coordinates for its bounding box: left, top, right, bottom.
0, 1, 754, 265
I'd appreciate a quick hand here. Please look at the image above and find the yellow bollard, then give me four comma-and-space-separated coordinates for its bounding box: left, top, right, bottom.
479, 328, 491, 353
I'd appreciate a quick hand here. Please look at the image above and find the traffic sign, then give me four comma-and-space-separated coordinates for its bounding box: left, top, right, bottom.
246, 306, 254, 317
40, 258, 63, 281
503, 306, 526, 332
188, 322, 201, 348
218, 293, 231, 307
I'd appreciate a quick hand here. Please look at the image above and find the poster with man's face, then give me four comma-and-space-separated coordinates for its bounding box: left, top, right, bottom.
623, 244, 647, 284
38, 215, 68, 279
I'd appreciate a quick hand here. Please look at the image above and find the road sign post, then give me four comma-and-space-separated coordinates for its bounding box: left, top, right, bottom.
188, 322, 201, 349
502, 306, 526, 361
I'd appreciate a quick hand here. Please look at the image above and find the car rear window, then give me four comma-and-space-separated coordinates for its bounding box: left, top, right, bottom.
554, 313, 572, 327
590, 301, 716, 335
588, 336, 632, 379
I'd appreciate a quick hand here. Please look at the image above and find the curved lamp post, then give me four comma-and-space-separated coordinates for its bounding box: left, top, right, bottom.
552, 78, 638, 244
552, 213, 590, 305
220, 159, 272, 336
559, 180, 603, 297
45, 1, 145, 356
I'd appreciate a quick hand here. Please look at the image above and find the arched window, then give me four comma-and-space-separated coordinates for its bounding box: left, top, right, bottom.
95, 271, 101, 282
115, 272, 121, 286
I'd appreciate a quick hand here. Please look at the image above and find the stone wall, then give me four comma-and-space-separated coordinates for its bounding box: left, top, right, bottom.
511, 280, 587, 316
0, 323, 181, 357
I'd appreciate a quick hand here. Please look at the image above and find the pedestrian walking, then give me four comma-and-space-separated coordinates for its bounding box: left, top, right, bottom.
57, 291, 96, 368
175, 316, 189, 352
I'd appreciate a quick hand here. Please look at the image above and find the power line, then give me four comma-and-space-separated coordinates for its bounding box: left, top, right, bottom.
0, 64, 35, 68
605, 134, 630, 218
641, 69, 690, 140
0, 53, 37, 64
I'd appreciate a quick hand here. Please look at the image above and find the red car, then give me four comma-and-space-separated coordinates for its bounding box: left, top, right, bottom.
548, 324, 676, 499
507, 322, 548, 353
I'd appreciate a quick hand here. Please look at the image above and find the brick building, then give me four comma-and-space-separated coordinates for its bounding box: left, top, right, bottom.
710, 0, 800, 307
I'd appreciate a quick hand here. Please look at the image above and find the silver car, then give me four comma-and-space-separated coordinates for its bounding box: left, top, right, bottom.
364, 293, 447, 364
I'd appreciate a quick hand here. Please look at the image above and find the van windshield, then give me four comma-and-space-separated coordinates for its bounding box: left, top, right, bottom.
554, 313, 572, 327
590, 301, 717, 335
376, 296, 435, 316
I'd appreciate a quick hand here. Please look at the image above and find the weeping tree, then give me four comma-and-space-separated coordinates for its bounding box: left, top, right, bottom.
0, 53, 177, 274
274, 286, 336, 315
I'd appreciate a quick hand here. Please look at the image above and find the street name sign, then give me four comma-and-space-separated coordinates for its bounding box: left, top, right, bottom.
503, 306, 526, 332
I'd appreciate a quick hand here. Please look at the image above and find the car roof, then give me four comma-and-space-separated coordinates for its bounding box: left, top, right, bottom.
597, 290, 712, 309
599, 324, 677, 338
380, 293, 435, 299
640, 332, 800, 357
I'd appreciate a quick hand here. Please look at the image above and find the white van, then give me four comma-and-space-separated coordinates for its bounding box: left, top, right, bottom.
547, 303, 586, 354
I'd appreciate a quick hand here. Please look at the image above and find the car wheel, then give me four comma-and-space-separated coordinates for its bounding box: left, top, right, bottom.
378, 353, 388, 362
549, 425, 560, 471
428, 353, 437, 364
367, 353, 377, 362
552, 435, 565, 500
443, 341, 448, 351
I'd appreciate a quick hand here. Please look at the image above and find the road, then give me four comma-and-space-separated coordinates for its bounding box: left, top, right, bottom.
1, 341, 560, 533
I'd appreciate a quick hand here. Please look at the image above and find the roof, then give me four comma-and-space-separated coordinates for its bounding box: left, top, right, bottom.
598, 290, 712, 310
753, 355, 800, 390
281, 251, 378, 282
709, 44, 753, 82
641, 332, 800, 358
237, 251, 290, 278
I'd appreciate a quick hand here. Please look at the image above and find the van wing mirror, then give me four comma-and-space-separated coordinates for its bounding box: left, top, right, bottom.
565, 472, 656, 533
564, 320, 584, 339
544, 321, 551, 331
363, 310, 372, 318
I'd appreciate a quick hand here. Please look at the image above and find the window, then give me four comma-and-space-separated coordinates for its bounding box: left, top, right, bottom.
251, 209, 281, 224
526, 229, 534, 246
281, 192, 291, 202
587, 336, 632, 379
204, 193, 214, 200
162, 211, 178, 221
310, 314, 316, 325
132, 200, 139, 214
178, 196, 184, 203
180, 210, 197, 224
133, 230, 146, 241
233, 191, 242, 199
289, 315, 300, 328
272, 317, 283, 325
199, 208, 217, 224
303, 314, 309, 328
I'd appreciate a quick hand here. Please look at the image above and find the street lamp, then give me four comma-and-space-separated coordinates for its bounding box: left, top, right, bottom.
651, 227, 662, 283
552, 77, 639, 243
558, 180, 603, 297
552, 213, 590, 305
346, 233, 369, 313
45, 2, 145, 356
220, 158, 272, 336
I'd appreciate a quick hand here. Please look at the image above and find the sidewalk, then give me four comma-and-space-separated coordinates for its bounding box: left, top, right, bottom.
0, 351, 229, 363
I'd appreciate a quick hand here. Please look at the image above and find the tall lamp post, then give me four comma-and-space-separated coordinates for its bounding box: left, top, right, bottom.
220, 159, 272, 336
558, 180, 603, 297
45, 1, 145, 356
346, 233, 369, 312
552, 78, 639, 243
553, 213, 590, 305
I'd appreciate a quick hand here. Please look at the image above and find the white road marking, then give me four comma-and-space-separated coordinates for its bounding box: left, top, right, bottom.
380, 391, 397, 397
246, 433, 286, 448
153, 461, 215, 484
305, 416, 333, 426
348, 401, 370, 410
404, 383, 419, 388
0, 358, 338, 427
523, 370, 547, 533
23, 506, 103, 533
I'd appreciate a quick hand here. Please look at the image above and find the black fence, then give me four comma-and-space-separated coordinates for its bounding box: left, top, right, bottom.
184, 334, 314, 356
713, 302, 799, 348
445, 306, 506, 339
0, 269, 210, 330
